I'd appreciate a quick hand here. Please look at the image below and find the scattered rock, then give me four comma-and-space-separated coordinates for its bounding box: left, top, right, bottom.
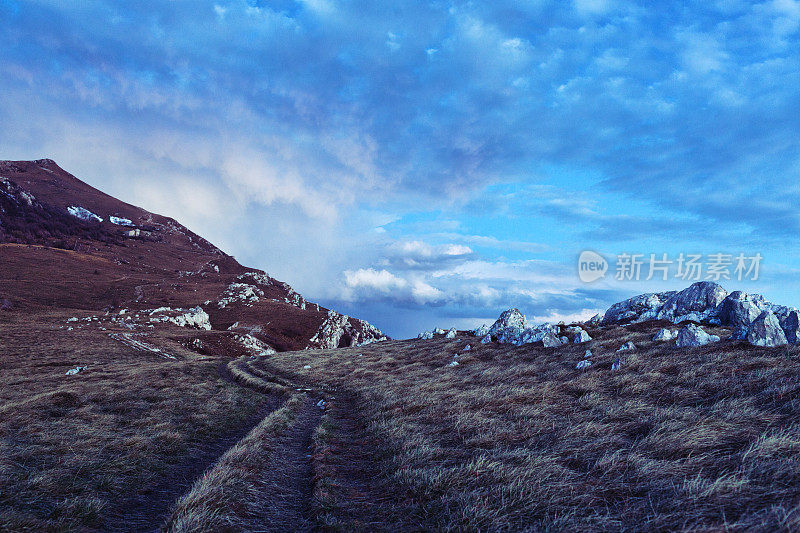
463, 344, 471, 351
675, 324, 720, 347
572, 329, 592, 343
474, 324, 490, 337
584, 349, 592, 358
488, 309, 527, 337
65, 366, 86, 376
447, 360, 460, 367
653, 328, 677, 341
417, 330, 434, 340
316, 399, 326, 410
617, 341, 636, 352
611, 358, 623, 371
434, 327, 446, 335
541, 331, 564, 348
576, 360, 591, 369
445, 328, 457, 339
746, 310, 788, 347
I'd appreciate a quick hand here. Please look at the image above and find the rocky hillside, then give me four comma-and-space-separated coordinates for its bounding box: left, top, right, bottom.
0, 159, 387, 351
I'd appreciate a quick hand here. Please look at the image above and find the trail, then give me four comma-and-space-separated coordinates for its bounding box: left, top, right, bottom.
244, 395, 323, 532
99, 363, 283, 533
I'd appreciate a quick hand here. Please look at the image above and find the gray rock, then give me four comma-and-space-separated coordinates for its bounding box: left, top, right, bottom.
473, 323, 490, 337
611, 358, 623, 371
584, 349, 592, 358
541, 331, 564, 347
463, 344, 471, 351
657, 282, 728, 323
716, 291, 764, 329
480, 334, 492, 344
488, 308, 527, 337
617, 341, 636, 352
675, 324, 720, 347
572, 329, 592, 343
602, 292, 675, 324
585, 313, 603, 327
746, 310, 788, 347
417, 330, 433, 340
576, 360, 592, 369
653, 328, 677, 341
768, 306, 800, 344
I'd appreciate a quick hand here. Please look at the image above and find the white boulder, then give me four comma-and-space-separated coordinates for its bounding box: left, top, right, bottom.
617, 341, 636, 352
445, 328, 457, 339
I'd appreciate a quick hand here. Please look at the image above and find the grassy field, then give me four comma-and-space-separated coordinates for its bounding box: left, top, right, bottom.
0, 311, 273, 532
4, 310, 800, 531
250, 320, 800, 531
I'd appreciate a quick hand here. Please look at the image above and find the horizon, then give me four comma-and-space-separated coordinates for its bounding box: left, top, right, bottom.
3, 1, 800, 338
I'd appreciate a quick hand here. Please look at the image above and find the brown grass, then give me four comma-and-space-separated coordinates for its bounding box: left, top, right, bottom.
165, 395, 307, 532
250, 322, 800, 531
0, 312, 270, 532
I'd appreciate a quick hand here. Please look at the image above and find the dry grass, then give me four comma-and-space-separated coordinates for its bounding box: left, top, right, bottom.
165, 395, 307, 532
0, 312, 270, 532
252, 321, 800, 531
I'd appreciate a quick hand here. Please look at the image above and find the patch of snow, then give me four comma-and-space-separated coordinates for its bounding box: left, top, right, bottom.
110, 216, 135, 226
67, 206, 102, 222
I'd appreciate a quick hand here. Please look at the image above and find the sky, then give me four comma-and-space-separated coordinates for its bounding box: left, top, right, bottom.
2, 0, 800, 338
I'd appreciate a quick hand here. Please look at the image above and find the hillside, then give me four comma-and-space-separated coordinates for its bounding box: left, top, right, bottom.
0, 159, 386, 351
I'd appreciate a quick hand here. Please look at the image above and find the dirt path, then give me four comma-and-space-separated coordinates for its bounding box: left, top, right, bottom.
99, 365, 284, 533
243, 395, 324, 532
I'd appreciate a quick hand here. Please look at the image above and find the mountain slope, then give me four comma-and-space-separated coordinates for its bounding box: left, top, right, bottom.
0, 159, 386, 351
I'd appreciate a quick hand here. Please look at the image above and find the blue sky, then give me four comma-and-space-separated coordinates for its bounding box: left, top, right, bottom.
2, 0, 800, 338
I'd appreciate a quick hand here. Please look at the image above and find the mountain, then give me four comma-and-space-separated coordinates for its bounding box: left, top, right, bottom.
0, 159, 386, 351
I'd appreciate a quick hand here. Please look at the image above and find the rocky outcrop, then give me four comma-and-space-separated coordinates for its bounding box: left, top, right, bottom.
602, 292, 675, 324
656, 282, 728, 323
675, 324, 720, 347
309, 310, 387, 349
746, 311, 788, 347
716, 291, 764, 329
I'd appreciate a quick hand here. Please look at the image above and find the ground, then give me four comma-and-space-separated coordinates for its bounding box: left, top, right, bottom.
3, 310, 800, 531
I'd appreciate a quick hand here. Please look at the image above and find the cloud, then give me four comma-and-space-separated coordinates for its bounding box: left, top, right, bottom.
3, 1, 800, 337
